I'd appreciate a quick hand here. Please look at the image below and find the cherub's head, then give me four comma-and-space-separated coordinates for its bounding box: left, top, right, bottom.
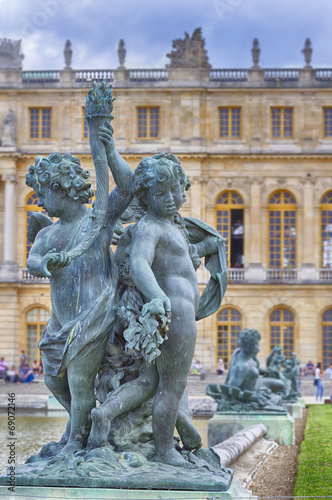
238, 328, 261, 356
132, 153, 190, 218
26, 153, 94, 215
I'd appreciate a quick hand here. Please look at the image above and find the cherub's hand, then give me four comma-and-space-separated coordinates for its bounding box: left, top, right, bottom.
141, 295, 171, 318
201, 235, 220, 256
99, 121, 114, 155
40, 249, 72, 277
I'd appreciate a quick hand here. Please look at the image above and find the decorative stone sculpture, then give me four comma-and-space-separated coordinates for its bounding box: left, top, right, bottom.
1, 109, 16, 147
302, 38, 312, 68
64, 40, 73, 69
3, 82, 233, 492
263, 346, 301, 402
0, 38, 24, 70
207, 329, 286, 414
166, 28, 211, 69
117, 39, 126, 68
251, 38, 260, 68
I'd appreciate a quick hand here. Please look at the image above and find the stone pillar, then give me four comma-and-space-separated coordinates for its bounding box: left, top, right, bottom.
298, 175, 318, 281
0, 174, 18, 281
245, 178, 265, 282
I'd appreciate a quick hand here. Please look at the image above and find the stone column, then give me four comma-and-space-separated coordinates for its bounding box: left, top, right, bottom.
298, 175, 318, 281
245, 177, 266, 282
0, 174, 18, 281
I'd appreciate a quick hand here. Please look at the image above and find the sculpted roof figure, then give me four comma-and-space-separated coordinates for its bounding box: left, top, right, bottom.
166, 28, 211, 69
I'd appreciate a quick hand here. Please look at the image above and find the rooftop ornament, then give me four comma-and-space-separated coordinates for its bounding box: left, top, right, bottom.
302, 38, 312, 68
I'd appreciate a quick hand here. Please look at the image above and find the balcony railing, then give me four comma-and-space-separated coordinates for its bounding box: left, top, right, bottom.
75, 70, 113, 83
129, 69, 168, 82
22, 71, 60, 83
21, 268, 49, 283
210, 69, 248, 82
319, 268, 332, 280
315, 69, 332, 81
266, 268, 298, 281
228, 268, 245, 281
264, 69, 300, 82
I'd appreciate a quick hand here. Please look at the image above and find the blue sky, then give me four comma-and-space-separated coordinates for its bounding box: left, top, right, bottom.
0, 0, 331, 70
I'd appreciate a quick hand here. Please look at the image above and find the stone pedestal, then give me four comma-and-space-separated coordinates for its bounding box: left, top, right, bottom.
283, 402, 303, 419
208, 413, 294, 446
1, 483, 257, 500
297, 397, 306, 408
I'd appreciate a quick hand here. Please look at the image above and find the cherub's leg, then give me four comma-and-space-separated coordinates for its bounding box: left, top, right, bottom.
90, 362, 158, 447
176, 389, 202, 450
60, 344, 105, 455
153, 308, 197, 467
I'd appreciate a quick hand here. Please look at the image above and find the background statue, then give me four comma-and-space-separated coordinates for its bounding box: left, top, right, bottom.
166, 28, 211, 69
1, 109, 16, 147
207, 328, 286, 413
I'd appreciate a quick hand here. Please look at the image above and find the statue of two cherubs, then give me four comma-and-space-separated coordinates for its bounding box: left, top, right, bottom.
23, 82, 230, 488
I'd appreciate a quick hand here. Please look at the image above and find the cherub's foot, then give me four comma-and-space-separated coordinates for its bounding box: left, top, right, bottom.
90, 407, 111, 448
177, 417, 202, 450
154, 448, 195, 469
58, 439, 83, 456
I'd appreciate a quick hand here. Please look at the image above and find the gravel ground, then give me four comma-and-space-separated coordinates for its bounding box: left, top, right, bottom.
249, 409, 307, 499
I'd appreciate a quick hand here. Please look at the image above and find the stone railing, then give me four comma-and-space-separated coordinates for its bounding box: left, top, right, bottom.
315, 69, 332, 81
75, 70, 114, 83
129, 69, 168, 82
266, 268, 298, 281
21, 268, 49, 283
228, 268, 245, 281
210, 69, 248, 82
319, 268, 332, 280
22, 71, 60, 83
264, 69, 300, 82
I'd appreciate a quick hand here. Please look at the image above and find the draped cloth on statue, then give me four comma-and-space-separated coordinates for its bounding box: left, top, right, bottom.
39, 212, 117, 377
184, 217, 228, 321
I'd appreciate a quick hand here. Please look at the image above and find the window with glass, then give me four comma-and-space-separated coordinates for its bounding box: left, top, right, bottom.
216, 191, 244, 268
26, 307, 50, 365
271, 107, 293, 139
137, 107, 160, 139
219, 107, 241, 139
82, 107, 89, 140
321, 191, 332, 268
29, 108, 52, 139
323, 107, 332, 138
269, 307, 295, 358
216, 307, 242, 369
322, 308, 332, 369
268, 190, 296, 268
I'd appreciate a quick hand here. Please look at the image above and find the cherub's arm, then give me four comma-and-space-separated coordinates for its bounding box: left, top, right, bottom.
129, 222, 171, 313
26, 229, 49, 277
194, 235, 220, 258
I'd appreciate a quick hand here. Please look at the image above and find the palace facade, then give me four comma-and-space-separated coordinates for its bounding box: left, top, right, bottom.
0, 34, 331, 371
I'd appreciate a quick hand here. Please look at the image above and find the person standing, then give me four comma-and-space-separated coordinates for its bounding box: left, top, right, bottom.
315, 362, 324, 402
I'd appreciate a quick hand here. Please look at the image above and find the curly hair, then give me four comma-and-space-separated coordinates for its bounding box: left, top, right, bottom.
25, 152, 95, 204
131, 153, 190, 209
238, 328, 261, 350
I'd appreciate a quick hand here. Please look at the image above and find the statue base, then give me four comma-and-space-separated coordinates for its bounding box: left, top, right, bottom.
208, 414, 294, 446
283, 402, 303, 419
0, 481, 257, 500
297, 397, 306, 408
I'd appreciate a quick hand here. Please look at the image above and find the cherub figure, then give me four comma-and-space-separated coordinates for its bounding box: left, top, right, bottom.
25, 83, 133, 455
90, 153, 226, 467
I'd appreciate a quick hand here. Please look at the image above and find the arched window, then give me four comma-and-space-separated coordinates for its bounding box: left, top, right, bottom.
268, 190, 296, 268
269, 307, 295, 358
216, 191, 244, 268
26, 307, 50, 365
216, 307, 242, 369
25, 192, 46, 266
321, 192, 332, 268
322, 308, 332, 369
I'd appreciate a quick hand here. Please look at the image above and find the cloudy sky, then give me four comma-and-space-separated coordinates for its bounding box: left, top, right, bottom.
0, 0, 331, 70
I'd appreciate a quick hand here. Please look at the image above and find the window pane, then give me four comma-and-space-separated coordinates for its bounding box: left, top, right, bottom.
324, 108, 332, 138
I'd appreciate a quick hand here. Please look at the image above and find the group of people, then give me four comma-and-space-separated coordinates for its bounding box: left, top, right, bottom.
0, 350, 43, 385
313, 361, 332, 402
